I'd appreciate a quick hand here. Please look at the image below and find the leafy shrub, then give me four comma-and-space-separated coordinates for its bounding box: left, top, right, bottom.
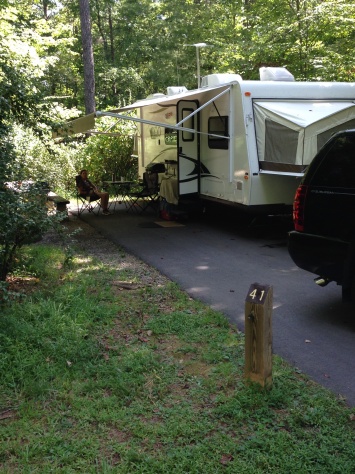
0, 184, 65, 285
74, 117, 137, 184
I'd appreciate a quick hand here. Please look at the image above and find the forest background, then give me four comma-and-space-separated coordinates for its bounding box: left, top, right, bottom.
1, 0, 355, 194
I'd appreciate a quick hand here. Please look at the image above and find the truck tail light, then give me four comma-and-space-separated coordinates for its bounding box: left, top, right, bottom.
293, 184, 308, 232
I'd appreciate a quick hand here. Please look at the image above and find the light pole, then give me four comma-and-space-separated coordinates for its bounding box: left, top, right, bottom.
184, 42, 211, 88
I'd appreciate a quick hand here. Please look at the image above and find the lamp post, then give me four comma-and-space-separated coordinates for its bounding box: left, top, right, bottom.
184, 42, 210, 88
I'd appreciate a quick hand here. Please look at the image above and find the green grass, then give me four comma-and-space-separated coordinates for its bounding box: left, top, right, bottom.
0, 242, 354, 473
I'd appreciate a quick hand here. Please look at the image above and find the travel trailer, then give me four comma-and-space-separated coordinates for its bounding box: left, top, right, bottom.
84, 68, 355, 213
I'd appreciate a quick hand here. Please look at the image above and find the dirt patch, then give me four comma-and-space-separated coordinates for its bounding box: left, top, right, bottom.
44, 212, 171, 289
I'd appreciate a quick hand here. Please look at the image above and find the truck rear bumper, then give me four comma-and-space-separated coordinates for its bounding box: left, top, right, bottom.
288, 231, 349, 284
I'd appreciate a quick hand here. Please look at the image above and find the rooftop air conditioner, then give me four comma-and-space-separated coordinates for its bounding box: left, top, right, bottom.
259, 67, 295, 82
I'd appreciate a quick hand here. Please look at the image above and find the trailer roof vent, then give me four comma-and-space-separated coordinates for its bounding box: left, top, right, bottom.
166, 86, 188, 96
259, 67, 295, 82
201, 73, 243, 88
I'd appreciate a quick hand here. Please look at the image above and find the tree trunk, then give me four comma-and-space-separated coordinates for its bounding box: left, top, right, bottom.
109, 7, 115, 63
79, 0, 96, 114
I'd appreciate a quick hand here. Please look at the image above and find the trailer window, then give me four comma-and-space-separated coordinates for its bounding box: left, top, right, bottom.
208, 116, 229, 150
264, 119, 298, 164
165, 128, 177, 145
181, 108, 194, 141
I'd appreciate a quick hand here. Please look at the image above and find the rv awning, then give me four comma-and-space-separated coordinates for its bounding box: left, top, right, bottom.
53, 84, 233, 138
52, 113, 96, 138
116, 84, 229, 112
97, 84, 231, 132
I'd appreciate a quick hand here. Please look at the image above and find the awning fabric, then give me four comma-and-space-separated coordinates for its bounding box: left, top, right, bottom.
52, 113, 95, 138
116, 84, 225, 112
52, 84, 231, 138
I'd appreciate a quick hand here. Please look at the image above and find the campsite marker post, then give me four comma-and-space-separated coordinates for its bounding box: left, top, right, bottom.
244, 283, 273, 388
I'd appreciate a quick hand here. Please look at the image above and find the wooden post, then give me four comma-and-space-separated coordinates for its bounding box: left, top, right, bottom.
245, 283, 273, 388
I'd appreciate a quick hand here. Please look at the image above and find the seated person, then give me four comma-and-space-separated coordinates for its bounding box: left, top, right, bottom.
76, 169, 111, 215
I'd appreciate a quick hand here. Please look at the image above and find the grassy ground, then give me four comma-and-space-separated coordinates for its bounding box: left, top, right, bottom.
0, 220, 354, 473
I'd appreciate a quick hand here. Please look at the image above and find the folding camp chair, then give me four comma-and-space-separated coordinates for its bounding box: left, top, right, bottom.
126, 171, 160, 214
75, 175, 102, 215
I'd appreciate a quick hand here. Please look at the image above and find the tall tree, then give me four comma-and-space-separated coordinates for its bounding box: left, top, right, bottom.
79, 0, 96, 113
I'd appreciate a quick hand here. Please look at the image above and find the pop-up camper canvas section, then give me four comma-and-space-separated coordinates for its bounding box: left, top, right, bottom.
254, 100, 355, 173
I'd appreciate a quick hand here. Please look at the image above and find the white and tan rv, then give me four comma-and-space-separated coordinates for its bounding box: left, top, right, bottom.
97, 68, 355, 213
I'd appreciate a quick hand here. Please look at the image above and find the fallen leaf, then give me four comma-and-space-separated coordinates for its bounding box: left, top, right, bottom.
220, 454, 233, 465
0, 410, 16, 420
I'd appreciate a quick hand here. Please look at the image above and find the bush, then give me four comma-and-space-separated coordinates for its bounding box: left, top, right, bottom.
0, 184, 65, 285
74, 117, 137, 184
6, 125, 84, 197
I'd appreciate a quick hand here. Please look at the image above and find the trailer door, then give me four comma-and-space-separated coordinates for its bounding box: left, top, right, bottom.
177, 100, 200, 196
